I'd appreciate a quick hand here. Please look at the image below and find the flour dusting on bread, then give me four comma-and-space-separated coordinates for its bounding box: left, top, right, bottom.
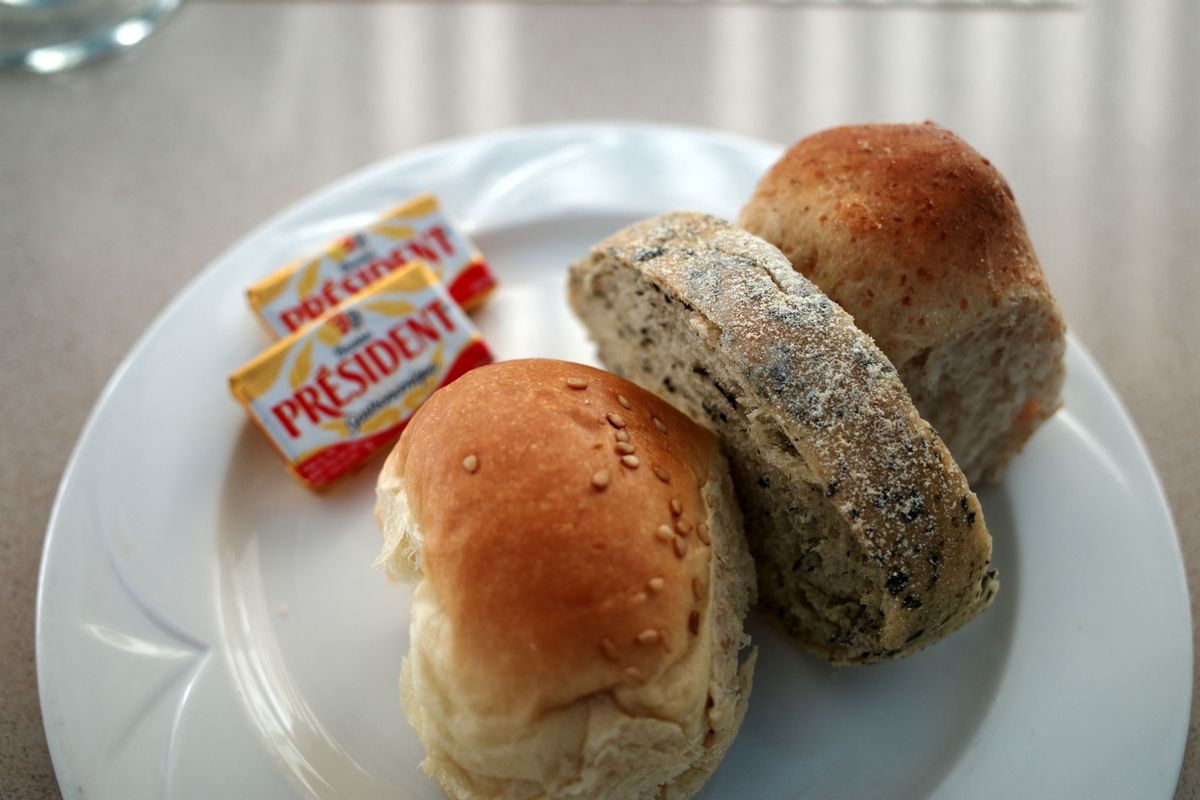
569, 212, 996, 663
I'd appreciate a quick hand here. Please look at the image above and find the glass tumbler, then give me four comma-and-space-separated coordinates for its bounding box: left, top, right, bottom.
0, 0, 179, 73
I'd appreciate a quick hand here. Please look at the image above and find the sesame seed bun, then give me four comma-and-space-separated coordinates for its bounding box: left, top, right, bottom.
376, 359, 757, 800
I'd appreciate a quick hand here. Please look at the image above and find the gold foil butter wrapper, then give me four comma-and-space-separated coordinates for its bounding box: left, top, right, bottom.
246, 193, 497, 338
230, 261, 493, 489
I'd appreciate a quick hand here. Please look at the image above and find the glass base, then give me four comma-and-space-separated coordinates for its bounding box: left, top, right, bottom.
0, 0, 180, 73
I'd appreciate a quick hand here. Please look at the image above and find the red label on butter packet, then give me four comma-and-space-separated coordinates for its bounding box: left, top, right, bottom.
231, 261, 493, 489
246, 193, 497, 338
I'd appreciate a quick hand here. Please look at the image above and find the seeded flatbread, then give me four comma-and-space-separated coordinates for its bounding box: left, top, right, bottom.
568, 211, 997, 663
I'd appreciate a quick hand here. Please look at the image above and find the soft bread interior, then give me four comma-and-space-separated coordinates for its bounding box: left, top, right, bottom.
377, 465, 757, 800
573, 264, 887, 660
899, 299, 1066, 484
374, 458, 423, 582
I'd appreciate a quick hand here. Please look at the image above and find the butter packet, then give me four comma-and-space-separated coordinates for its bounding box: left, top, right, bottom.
247, 193, 497, 338
230, 261, 493, 489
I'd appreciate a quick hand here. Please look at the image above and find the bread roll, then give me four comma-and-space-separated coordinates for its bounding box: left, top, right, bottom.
375, 359, 757, 800
738, 122, 1067, 485
568, 212, 996, 664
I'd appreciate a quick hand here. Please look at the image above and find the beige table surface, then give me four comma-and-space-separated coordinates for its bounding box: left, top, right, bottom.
2, 1, 1196, 797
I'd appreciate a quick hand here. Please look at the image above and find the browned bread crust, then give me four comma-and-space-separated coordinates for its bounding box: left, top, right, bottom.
376, 358, 756, 799
738, 122, 1066, 484
391, 358, 728, 700
568, 212, 996, 663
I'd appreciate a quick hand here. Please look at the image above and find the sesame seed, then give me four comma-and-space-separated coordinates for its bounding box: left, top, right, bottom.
566, 377, 589, 389
592, 470, 611, 490
652, 416, 668, 434
615, 429, 631, 443
670, 498, 682, 516
656, 525, 675, 543
692, 577, 705, 600
462, 454, 479, 473
615, 442, 636, 454
653, 467, 670, 483
607, 413, 627, 429
647, 577, 665, 592
676, 519, 692, 535
673, 536, 688, 558
621, 455, 640, 469
600, 638, 619, 661
689, 610, 701, 635
697, 523, 711, 546
625, 666, 645, 682
617, 394, 631, 409
633, 591, 648, 604
636, 629, 660, 645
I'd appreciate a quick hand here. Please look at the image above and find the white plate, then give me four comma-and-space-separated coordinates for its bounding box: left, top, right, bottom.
37, 124, 1192, 800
